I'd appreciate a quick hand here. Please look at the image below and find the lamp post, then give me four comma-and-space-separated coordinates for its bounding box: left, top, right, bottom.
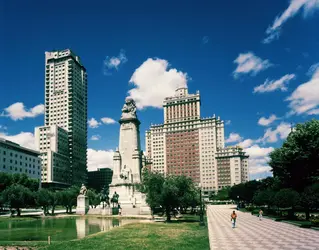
198, 183, 205, 226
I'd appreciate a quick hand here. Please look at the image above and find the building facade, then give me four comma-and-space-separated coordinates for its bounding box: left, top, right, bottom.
35, 125, 70, 187
87, 168, 113, 192
35, 49, 88, 187
216, 146, 249, 189
145, 87, 249, 193
0, 138, 41, 181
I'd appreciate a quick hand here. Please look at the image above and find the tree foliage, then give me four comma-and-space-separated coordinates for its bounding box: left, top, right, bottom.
87, 189, 100, 208
274, 188, 300, 209
1, 184, 34, 216
35, 189, 52, 215
253, 189, 275, 207
139, 169, 199, 221
229, 180, 261, 203
269, 119, 319, 192
0, 172, 39, 192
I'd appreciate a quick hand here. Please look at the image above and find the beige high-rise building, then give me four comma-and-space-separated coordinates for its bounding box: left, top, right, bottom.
35, 49, 87, 188
145, 87, 249, 194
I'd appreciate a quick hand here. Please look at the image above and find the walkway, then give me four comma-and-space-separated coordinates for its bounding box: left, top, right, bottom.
207, 205, 319, 250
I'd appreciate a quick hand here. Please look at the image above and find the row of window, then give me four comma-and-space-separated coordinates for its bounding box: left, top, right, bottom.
2, 165, 40, 175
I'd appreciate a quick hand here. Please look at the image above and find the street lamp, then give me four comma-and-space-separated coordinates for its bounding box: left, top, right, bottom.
198, 183, 205, 226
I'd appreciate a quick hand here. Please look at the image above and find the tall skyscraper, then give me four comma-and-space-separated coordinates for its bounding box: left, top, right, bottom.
35, 49, 87, 188
145, 87, 249, 194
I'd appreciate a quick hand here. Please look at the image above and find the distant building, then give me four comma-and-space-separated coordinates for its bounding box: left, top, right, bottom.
145, 87, 249, 194
216, 146, 249, 189
35, 125, 70, 188
87, 168, 113, 192
35, 49, 88, 188
0, 138, 41, 182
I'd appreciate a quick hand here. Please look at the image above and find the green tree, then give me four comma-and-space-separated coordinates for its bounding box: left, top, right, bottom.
35, 189, 52, 215
174, 175, 199, 213
59, 186, 78, 213
214, 187, 230, 201
139, 170, 199, 221
2, 184, 34, 216
269, 119, 319, 192
274, 188, 300, 219
300, 183, 319, 220
229, 180, 261, 203
0, 172, 39, 193
87, 189, 100, 208
253, 189, 275, 208
0, 172, 13, 192
49, 191, 60, 215
138, 170, 165, 216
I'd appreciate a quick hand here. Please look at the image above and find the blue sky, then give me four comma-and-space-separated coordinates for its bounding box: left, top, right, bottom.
1, 0, 319, 179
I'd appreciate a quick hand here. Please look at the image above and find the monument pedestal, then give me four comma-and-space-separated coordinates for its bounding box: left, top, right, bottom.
108, 97, 151, 215
76, 195, 89, 215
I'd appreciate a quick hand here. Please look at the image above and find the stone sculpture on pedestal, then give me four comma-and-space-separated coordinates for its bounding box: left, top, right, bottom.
76, 184, 89, 215
108, 97, 150, 215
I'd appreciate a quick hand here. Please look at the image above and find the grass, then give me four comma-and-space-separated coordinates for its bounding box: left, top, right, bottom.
39, 222, 209, 250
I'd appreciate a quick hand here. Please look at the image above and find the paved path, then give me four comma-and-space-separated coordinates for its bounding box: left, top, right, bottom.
207, 205, 319, 250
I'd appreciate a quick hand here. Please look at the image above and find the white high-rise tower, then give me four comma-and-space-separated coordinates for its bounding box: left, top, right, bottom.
35, 49, 87, 188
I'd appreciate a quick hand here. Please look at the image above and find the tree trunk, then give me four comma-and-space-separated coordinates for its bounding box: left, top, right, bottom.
305, 207, 310, 221
66, 207, 69, 213
51, 205, 55, 215
288, 208, 295, 219
165, 207, 171, 222
16, 208, 21, 216
69, 206, 72, 213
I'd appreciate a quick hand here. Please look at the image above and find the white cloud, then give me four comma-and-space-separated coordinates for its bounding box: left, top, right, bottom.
253, 74, 295, 93
258, 114, 278, 126
225, 120, 231, 125
286, 65, 319, 115
103, 49, 127, 75
233, 52, 272, 78
202, 36, 209, 44
128, 58, 188, 109
245, 144, 274, 179
0, 132, 35, 150
307, 62, 319, 77
88, 118, 101, 128
1, 102, 44, 121
101, 117, 116, 124
90, 135, 101, 141
263, 0, 319, 43
260, 122, 291, 143
225, 133, 243, 143
87, 148, 114, 172
245, 144, 274, 158
238, 139, 254, 148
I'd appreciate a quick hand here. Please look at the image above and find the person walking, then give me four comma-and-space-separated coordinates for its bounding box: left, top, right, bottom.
259, 209, 263, 221
231, 211, 237, 228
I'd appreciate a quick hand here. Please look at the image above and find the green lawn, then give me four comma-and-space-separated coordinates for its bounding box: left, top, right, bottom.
40, 222, 209, 250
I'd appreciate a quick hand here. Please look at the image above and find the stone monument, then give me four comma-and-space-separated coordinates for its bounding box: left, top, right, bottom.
76, 184, 89, 215
109, 97, 150, 215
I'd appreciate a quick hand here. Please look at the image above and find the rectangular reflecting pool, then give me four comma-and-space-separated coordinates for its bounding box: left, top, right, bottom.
0, 217, 133, 242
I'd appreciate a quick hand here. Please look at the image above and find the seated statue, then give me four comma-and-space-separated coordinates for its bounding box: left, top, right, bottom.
121, 97, 137, 119
79, 184, 87, 195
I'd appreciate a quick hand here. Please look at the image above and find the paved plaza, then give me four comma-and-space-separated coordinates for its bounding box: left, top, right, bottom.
207, 205, 319, 250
